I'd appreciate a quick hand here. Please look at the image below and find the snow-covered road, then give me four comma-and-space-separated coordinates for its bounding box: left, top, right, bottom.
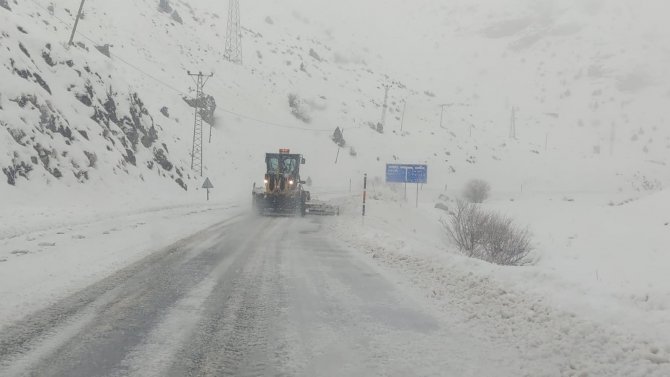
0, 215, 522, 377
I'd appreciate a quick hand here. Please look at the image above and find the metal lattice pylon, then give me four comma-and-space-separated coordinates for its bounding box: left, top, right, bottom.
224, 0, 242, 64
187, 71, 213, 176
381, 84, 390, 129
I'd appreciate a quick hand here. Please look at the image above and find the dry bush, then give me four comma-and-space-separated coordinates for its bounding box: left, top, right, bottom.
443, 200, 489, 257
444, 200, 532, 266
463, 179, 491, 203
480, 214, 532, 266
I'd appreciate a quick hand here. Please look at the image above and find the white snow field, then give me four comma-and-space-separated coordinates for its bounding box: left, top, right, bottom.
332, 187, 670, 376
2, 0, 670, 375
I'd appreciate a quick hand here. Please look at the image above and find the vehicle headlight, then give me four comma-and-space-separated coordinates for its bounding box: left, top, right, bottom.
264, 179, 268, 184
289, 180, 294, 185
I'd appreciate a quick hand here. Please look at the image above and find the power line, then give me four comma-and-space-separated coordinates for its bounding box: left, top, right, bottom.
25, 0, 340, 134
218, 108, 332, 132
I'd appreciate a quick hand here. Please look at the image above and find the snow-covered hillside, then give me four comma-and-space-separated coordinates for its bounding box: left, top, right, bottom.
2, 0, 669, 200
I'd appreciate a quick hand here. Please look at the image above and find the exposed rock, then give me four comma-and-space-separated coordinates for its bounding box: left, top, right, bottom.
33, 73, 51, 94
42, 48, 56, 66
141, 126, 158, 148
95, 44, 111, 58
18, 42, 30, 57
124, 148, 136, 166
158, 0, 172, 13
309, 48, 322, 62
288, 93, 310, 123
84, 151, 97, 168
3, 154, 33, 185
171, 11, 183, 24
154, 148, 173, 171
76, 93, 92, 106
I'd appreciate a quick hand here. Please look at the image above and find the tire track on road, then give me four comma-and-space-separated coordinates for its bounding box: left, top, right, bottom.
167, 217, 287, 377
0, 215, 243, 377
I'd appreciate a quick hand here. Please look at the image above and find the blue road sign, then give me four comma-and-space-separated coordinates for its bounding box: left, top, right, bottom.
386, 164, 428, 184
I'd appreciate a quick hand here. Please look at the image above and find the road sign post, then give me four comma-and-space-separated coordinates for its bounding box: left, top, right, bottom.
202, 177, 214, 201
416, 182, 419, 208
385, 164, 428, 208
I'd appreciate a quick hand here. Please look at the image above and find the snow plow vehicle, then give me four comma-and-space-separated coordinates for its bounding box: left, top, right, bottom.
252, 149, 339, 216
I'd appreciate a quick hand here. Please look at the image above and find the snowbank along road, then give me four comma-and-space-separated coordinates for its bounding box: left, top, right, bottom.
0, 214, 523, 377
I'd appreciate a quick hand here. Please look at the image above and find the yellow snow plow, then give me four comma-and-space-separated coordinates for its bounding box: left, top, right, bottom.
252, 149, 338, 216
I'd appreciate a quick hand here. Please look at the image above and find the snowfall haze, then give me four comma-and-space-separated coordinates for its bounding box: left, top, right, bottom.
1, 0, 670, 376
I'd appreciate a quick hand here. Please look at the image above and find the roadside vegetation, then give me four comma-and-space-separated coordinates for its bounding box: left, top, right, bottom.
444, 199, 533, 266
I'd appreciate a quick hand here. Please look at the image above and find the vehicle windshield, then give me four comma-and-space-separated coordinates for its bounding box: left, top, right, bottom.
266, 155, 298, 175
282, 156, 298, 175
267, 156, 280, 174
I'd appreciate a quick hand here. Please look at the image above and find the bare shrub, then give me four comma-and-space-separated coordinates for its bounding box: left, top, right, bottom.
480, 214, 532, 266
443, 200, 489, 257
443, 200, 532, 266
463, 179, 491, 203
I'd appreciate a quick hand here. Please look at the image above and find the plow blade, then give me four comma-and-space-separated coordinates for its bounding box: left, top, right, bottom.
305, 201, 340, 216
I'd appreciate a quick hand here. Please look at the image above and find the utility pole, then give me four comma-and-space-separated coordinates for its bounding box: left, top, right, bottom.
187, 71, 213, 177
68, 0, 86, 46
379, 83, 391, 132
400, 98, 407, 133
545, 133, 549, 151
224, 0, 242, 64
510, 106, 517, 139
609, 123, 616, 156
439, 104, 447, 129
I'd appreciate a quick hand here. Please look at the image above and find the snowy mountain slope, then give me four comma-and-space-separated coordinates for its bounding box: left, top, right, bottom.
0, 2, 197, 194
2, 0, 669, 201
255, 0, 670, 191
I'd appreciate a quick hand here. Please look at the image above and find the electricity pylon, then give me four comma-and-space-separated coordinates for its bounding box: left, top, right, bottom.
224, 0, 242, 64
379, 83, 391, 132
187, 71, 213, 176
